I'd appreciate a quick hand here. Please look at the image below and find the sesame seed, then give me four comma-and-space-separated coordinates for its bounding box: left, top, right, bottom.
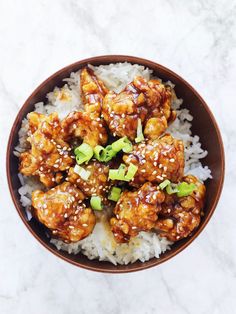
64, 213, 68, 218
82, 223, 88, 227
170, 158, 175, 162
69, 225, 74, 229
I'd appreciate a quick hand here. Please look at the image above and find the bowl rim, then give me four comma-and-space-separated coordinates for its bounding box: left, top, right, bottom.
6, 55, 225, 273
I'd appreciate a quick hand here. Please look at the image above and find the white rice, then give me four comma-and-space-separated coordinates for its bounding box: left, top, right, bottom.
14, 62, 212, 265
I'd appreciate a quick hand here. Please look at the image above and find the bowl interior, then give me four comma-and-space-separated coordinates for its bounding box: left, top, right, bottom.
7, 56, 224, 273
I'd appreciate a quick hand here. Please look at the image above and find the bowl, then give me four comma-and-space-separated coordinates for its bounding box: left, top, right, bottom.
6, 55, 225, 273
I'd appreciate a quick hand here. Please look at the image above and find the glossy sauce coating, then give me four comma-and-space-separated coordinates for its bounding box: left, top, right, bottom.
80, 67, 108, 117
123, 134, 185, 186
110, 176, 205, 243
67, 161, 110, 199
61, 111, 108, 147
32, 182, 96, 242
155, 175, 206, 241
102, 76, 176, 140
19, 112, 73, 188
110, 182, 165, 243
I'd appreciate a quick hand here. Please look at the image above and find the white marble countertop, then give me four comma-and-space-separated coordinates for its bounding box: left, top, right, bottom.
0, 0, 235, 313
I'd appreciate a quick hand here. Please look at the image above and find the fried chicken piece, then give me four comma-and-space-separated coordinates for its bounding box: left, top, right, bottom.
123, 134, 185, 186
80, 67, 108, 117
61, 111, 108, 147
110, 182, 165, 243
67, 161, 110, 199
102, 81, 148, 139
32, 182, 96, 243
134, 77, 176, 139
155, 175, 206, 241
102, 76, 176, 140
19, 112, 73, 188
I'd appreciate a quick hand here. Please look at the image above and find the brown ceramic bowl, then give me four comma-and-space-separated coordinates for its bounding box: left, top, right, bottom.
6, 55, 225, 273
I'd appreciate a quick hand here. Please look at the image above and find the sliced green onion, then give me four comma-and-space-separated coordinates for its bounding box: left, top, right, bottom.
94, 145, 105, 161
109, 164, 126, 180
135, 119, 144, 143
108, 187, 122, 202
111, 137, 133, 153
74, 143, 93, 164
159, 179, 171, 190
74, 165, 91, 181
166, 183, 179, 195
90, 196, 103, 210
177, 182, 196, 197
102, 145, 117, 162
124, 163, 138, 181
108, 163, 137, 182
160, 179, 196, 197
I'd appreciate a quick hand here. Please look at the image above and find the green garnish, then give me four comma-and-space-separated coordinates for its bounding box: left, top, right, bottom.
93, 137, 133, 163
90, 196, 103, 210
177, 182, 196, 197
159, 179, 196, 196
159, 179, 171, 190
166, 184, 179, 195
94, 145, 105, 161
124, 163, 138, 181
74, 143, 93, 165
111, 137, 133, 153
108, 187, 122, 202
74, 165, 91, 181
109, 164, 126, 180
102, 145, 117, 162
135, 119, 144, 143
108, 163, 137, 182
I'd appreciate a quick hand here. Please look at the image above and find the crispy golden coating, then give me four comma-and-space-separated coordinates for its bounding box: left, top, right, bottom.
80, 67, 108, 117
102, 76, 176, 140
61, 111, 108, 147
67, 161, 110, 199
110, 182, 165, 243
32, 182, 96, 242
102, 81, 147, 139
134, 77, 176, 139
19, 112, 73, 188
110, 176, 205, 243
155, 175, 206, 241
123, 134, 185, 186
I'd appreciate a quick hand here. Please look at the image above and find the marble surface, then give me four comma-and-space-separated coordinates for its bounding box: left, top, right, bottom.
0, 0, 235, 313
